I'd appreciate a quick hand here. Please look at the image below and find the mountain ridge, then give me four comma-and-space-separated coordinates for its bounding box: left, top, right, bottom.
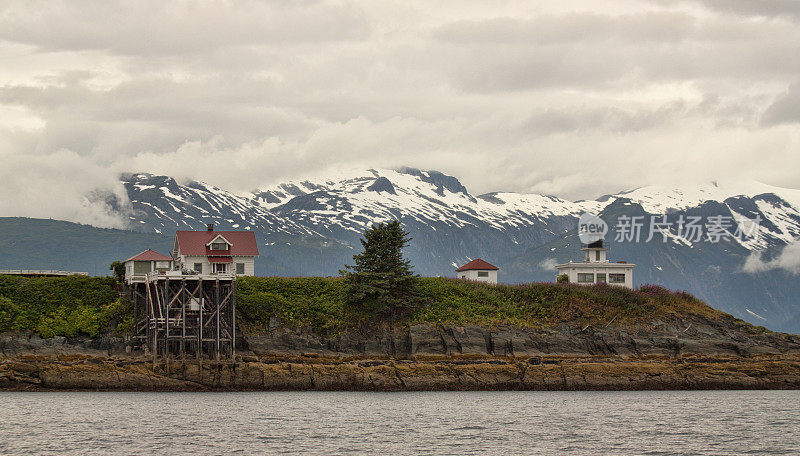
2, 167, 799, 332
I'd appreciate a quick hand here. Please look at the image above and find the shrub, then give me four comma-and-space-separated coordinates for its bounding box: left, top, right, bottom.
638, 284, 671, 296
0, 295, 20, 330
236, 276, 349, 334
0, 275, 122, 338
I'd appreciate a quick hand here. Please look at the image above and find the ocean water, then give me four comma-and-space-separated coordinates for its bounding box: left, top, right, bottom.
1, 390, 798, 455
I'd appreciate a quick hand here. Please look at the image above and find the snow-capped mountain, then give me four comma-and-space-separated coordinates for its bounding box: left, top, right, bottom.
123, 168, 800, 255
117, 168, 800, 332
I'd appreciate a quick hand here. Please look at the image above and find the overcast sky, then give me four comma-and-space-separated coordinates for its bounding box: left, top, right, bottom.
1, 0, 799, 227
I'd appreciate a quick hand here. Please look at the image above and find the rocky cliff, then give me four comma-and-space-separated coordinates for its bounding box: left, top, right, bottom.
2, 310, 800, 391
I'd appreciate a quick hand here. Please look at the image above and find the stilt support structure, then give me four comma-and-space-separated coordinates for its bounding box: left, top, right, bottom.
129, 273, 236, 359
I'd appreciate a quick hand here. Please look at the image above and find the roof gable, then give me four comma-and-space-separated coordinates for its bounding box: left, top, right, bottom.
206, 234, 232, 246
125, 249, 173, 263
175, 230, 259, 256
456, 258, 499, 272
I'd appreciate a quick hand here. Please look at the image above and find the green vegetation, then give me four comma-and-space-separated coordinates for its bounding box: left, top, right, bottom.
236, 276, 347, 334
340, 221, 419, 325
237, 276, 720, 335
0, 275, 129, 338
109, 261, 125, 283
1, 273, 721, 339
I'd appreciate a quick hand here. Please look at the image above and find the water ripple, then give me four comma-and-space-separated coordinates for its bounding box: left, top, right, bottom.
0, 390, 798, 455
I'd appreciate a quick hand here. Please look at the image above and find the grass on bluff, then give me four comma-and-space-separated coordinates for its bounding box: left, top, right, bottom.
236, 276, 722, 335
0, 274, 723, 339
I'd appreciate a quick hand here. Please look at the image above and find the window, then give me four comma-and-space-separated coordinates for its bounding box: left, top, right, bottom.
236, 263, 245, 275
596, 251, 600, 261
210, 242, 228, 251
577, 273, 594, 283
609, 273, 625, 283
477, 271, 489, 277
213, 263, 227, 274
596, 273, 606, 283
133, 261, 151, 274
193, 263, 202, 273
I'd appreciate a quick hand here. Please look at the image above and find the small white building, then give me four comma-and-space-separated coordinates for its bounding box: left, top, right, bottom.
173, 224, 259, 276
123, 249, 173, 284
555, 240, 635, 288
456, 259, 499, 284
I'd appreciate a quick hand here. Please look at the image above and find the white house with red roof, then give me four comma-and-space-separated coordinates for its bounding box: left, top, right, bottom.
456, 259, 499, 284
123, 249, 173, 283
172, 224, 259, 276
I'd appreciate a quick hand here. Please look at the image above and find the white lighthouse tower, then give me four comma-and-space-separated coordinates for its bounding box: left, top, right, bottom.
583, 239, 609, 263
555, 240, 635, 288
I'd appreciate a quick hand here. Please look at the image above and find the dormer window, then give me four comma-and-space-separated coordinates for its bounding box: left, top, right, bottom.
210, 242, 228, 250
206, 234, 232, 251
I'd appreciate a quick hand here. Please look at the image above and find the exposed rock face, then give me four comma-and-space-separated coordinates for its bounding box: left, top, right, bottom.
3, 354, 800, 392
244, 318, 800, 358
3, 315, 799, 391
5, 318, 798, 361
0, 332, 122, 358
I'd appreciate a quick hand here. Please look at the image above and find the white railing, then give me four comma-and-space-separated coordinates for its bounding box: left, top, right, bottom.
0, 269, 89, 276
142, 271, 236, 281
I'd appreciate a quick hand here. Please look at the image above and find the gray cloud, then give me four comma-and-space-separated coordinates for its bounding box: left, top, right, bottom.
691, 0, 800, 21
435, 12, 711, 45
538, 258, 558, 270
762, 82, 800, 126
743, 241, 800, 274
432, 13, 800, 92
0, 1, 371, 55
0, 0, 798, 227
0, 147, 130, 227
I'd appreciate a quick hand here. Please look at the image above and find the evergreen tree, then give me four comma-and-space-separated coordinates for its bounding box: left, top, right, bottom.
341, 220, 418, 324
109, 261, 125, 283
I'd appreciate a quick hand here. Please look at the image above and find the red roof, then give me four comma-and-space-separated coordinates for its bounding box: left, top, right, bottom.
175, 230, 259, 257
208, 256, 233, 263
124, 249, 173, 263
456, 259, 499, 272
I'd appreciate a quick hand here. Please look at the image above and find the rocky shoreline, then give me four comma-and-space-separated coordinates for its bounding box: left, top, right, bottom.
3, 314, 800, 392
2, 353, 800, 392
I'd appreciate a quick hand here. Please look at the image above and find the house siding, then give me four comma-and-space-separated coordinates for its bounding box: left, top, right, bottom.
178, 254, 255, 276
556, 265, 634, 289
123, 259, 173, 283
457, 269, 498, 284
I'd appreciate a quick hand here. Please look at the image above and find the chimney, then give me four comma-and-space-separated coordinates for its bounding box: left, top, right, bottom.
207, 223, 214, 232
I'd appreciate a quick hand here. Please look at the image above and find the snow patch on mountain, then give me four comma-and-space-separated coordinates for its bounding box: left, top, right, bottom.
617, 180, 800, 214
121, 169, 800, 256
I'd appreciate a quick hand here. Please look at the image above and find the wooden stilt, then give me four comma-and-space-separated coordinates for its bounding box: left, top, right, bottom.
215, 278, 221, 363
133, 273, 235, 361
231, 280, 236, 359
180, 280, 186, 358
